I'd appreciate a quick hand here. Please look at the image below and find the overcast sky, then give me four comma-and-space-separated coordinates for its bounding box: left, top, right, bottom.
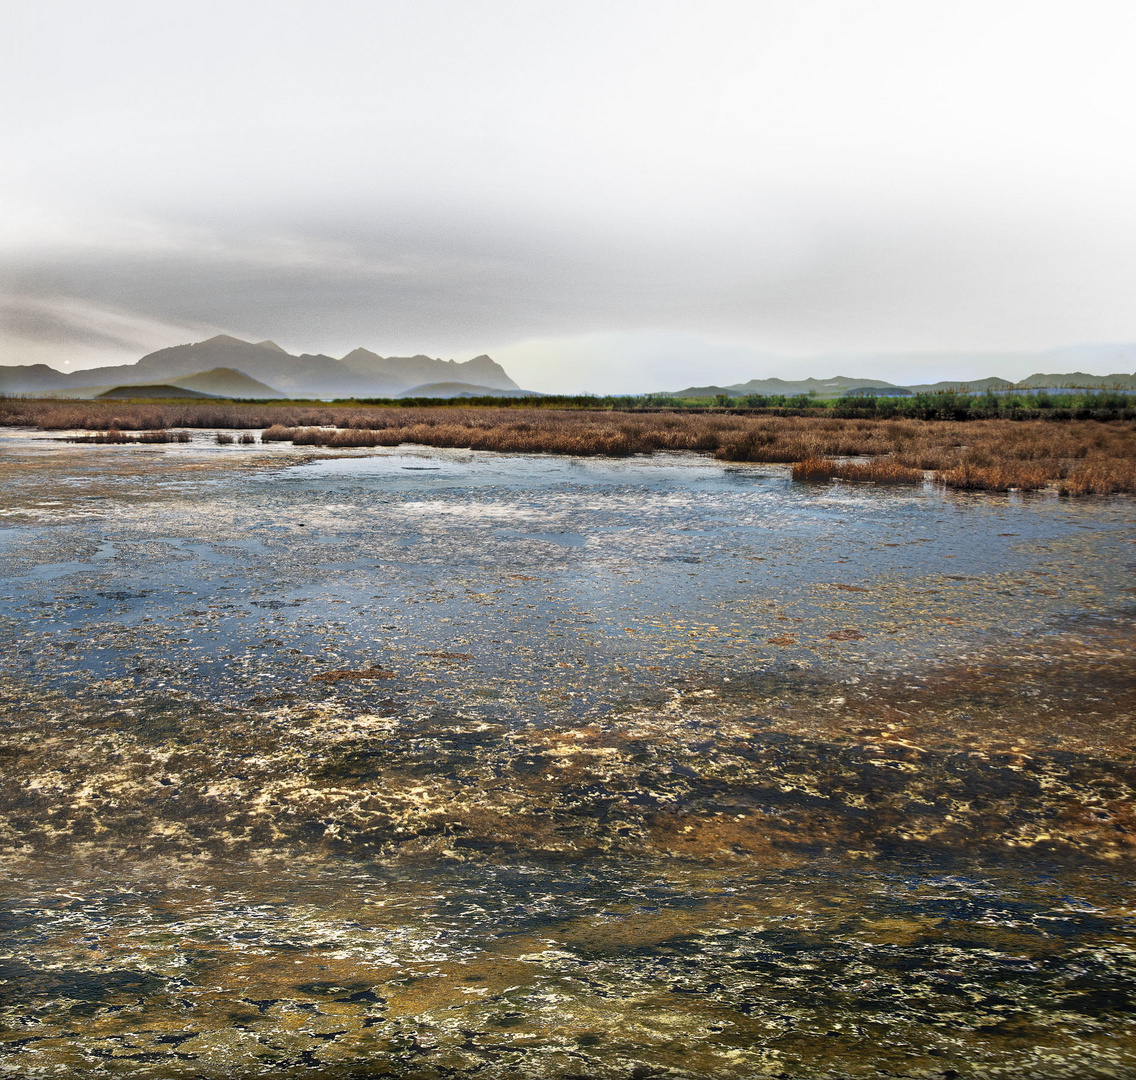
3, 0, 1136, 391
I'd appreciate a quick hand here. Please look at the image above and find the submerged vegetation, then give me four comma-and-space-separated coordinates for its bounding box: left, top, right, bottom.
2, 396, 1135, 495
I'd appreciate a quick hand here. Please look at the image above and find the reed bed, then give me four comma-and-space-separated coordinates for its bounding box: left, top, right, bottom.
5, 398, 1133, 495
792, 457, 925, 484
65, 428, 191, 444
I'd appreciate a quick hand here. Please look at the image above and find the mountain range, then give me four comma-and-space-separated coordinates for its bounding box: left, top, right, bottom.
4, 335, 1136, 401
0, 335, 523, 398
658, 343, 1136, 397
665, 371, 1136, 398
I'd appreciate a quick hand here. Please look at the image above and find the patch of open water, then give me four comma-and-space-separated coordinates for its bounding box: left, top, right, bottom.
1, 443, 1131, 708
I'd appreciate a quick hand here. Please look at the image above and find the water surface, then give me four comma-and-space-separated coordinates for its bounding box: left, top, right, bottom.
0, 432, 1133, 1077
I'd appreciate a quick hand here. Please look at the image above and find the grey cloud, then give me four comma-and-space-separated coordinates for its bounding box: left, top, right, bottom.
5, 1, 1136, 386
0, 292, 217, 368
4, 191, 1136, 379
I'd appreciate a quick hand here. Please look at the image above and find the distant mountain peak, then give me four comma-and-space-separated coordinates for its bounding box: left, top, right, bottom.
254, 340, 287, 353
336, 348, 519, 391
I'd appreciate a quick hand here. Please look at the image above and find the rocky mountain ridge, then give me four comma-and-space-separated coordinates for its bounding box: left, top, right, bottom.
0, 335, 520, 398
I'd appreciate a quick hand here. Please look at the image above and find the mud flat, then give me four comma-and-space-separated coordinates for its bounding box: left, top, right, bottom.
0, 432, 1134, 1077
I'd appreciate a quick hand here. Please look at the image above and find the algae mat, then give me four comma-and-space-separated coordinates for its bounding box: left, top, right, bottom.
0, 433, 1134, 1078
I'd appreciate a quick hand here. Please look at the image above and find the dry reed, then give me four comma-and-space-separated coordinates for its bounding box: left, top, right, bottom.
6, 398, 1133, 495
933, 462, 1052, 492
65, 428, 190, 444
792, 457, 924, 484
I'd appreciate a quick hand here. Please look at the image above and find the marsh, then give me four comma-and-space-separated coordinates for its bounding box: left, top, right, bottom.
0, 431, 1134, 1078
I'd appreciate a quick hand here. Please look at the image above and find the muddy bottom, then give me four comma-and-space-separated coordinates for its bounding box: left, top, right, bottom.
0, 435, 1134, 1077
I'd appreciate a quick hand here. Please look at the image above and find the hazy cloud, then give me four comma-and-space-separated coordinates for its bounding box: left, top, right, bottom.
3, 1, 1136, 387
0, 293, 219, 370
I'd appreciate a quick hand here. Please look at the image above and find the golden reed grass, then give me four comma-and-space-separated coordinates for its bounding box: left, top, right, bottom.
3, 398, 1133, 495
792, 457, 924, 484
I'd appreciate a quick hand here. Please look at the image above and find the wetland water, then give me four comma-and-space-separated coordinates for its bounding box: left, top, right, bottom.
0, 431, 1134, 1078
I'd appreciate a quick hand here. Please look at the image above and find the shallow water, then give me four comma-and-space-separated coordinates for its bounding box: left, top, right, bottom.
0, 432, 1134, 1077
2, 438, 1131, 706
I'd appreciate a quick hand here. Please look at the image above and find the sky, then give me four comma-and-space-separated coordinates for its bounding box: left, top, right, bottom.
3, 0, 1136, 393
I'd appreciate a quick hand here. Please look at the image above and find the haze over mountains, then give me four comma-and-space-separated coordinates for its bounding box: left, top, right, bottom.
0, 335, 523, 398
1, 334, 1135, 401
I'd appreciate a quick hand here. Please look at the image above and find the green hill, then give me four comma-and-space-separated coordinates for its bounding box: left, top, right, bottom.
395, 382, 540, 399
96, 384, 216, 400
167, 367, 281, 398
